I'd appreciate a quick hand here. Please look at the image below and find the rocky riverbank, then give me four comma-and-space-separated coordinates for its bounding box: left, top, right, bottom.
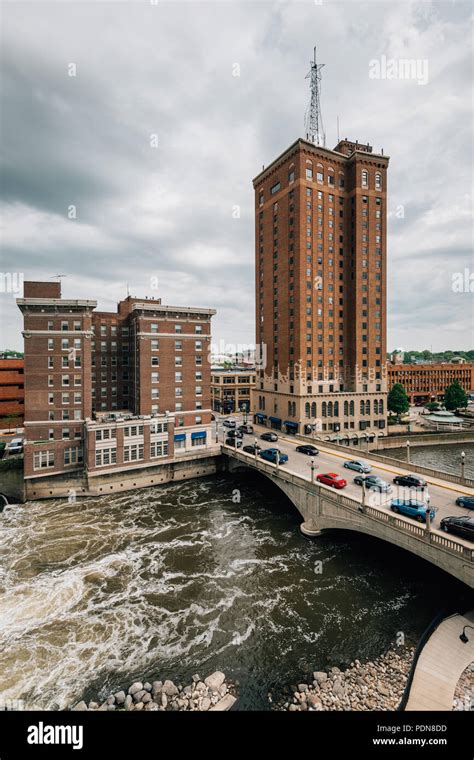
71, 671, 237, 712
272, 647, 415, 711
453, 662, 474, 711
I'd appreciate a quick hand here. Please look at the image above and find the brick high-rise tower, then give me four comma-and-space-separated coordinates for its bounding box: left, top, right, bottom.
252, 136, 389, 438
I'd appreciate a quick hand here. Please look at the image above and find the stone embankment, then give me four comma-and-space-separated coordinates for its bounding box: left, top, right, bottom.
273, 648, 415, 711
71, 671, 237, 712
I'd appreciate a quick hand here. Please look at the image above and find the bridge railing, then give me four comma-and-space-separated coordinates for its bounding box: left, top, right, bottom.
223, 446, 474, 565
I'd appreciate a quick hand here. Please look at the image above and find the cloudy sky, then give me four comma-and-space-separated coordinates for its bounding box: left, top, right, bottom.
1, 0, 472, 354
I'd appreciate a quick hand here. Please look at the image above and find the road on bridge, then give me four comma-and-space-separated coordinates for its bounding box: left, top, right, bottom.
215, 414, 474, 537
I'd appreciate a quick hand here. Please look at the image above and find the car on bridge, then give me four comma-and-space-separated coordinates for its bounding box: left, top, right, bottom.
390, 498, 435, 523
226, 429, 243, 439
353, 475, 391, 492
225, 437, 242, 448
259, 448, 288, 464
455, 495, 474, 510
440, 515, 474, 541
295, 445, 319, 456
343, 460, 372, 473
392, 474, 427, 489
316, 472, 347, 489
260, 432, 278, 442
242, 444, 261, 455
238, 424, 254, 434
223, 418, 237, 428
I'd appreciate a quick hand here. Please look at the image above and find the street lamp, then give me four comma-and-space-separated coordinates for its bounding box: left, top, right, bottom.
461, 451, 465, 481
361, 479, 367, 513
254, 437, 259, 464
309, 457, 315, 484
275, 448, 280, 471
459, 625, 474, 644
406, 440, 411, 464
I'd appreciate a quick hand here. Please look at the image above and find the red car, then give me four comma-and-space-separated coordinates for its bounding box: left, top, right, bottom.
316, 472, 347, 489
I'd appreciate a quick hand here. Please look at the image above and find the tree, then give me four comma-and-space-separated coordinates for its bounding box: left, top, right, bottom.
444, 380, 468, 411
388, 383, 410, 421
425, 401, 440, 412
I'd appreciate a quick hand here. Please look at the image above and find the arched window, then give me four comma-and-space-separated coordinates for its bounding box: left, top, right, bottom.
373, 399, 378, 414
375, 172, 382, 190
361, 170, 368, 188
288, 401, 292, 416
328, 401, 333, 417
360, 400, 365, 415
305, 402, 310, 418
334, 401, 339, 417
311, 402, 317, 418
379, 399, 384, 414
344, 400, 349, 416
322, 402, 327, 418
365, 400, 370, 415
350, 400, 354, 416
292, 402, 296, 416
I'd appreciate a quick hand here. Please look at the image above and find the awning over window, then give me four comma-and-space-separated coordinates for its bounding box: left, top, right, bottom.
269, 416, 281, 423
284, 421, 298, 429
255, 413, 267, 420
174, 433, 186, 441
191, 431, 206, 440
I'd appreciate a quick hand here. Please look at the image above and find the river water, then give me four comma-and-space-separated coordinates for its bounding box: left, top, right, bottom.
387, 442, 474, 479
0, 468, 471, 711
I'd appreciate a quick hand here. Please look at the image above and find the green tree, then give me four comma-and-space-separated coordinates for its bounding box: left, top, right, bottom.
425, 401, 440, 412
444, 380, 468, 411
388, 383, 410, 421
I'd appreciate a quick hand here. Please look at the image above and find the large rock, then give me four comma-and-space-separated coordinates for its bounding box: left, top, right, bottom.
152, 681, 163, 696
124, 695, 133, 710
209, 693, 237, 711
115, 691, 126, 705
313, 672, 327, 684
162, 680, 179, 696
72, 701, 87, 711
201, 697, 211, 711
204, 671, 226, 691
128, 682, 143, 696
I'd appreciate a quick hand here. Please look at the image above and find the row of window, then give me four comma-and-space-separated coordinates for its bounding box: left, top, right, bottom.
96, 424, 169, 440
33, 447, 83, 470
263, 171, 383, 205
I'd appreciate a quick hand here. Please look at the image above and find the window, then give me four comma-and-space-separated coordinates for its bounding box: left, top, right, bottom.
195, 324, 203, 334
64, 447, 83, 466
151, 340, 159, 351
175, 340, 182, 351
151, 357, 159, 367
288, 169, 295, 183
151, 441, 168, 458
48, 321, 54, 331
305, 168, 313, 180
33, 450, 55, 470
175, 371, 182, 383
61, 321, 69, 331
151, 323, 158, 333
123, 444, 144, 462
100, 325, 107, 336
270, 181, 281, 195
375, 173, 382, 190
151, 372, 159, 383
48, 338, 54, 351
195, 341, 202, 351
61, 338, 69, 350
175, 324, 182, 333
316, 172, 323, 183
95, 448, 117, 467
48, 356, 54, 368
362, 170, 368, 188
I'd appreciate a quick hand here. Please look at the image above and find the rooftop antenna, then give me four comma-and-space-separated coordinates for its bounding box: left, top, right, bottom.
50, 274, 67, 280
305, 46, 326, 147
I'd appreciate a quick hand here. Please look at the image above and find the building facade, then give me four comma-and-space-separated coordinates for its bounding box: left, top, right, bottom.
17, 281, 216, 487
211, 368, 256, 413
253, 137, 389, 437
0, 358, 24, 429
388, 361, 474, 404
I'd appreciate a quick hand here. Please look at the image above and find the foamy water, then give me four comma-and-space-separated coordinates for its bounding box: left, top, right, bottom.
0, 475, 470, 710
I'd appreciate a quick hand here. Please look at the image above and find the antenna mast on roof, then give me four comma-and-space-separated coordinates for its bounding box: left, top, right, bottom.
305, 46, 325, 147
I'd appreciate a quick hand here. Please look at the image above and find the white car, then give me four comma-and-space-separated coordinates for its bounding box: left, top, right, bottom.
222, 418, 237, 428
7, 437, 23, 455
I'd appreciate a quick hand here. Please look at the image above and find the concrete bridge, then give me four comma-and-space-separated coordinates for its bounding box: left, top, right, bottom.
223, 446, 474, 588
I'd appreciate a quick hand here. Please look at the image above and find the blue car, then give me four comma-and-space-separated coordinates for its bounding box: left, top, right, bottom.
455, 495, 474, 510
259, 448, 288, 464
390, 498, 435, 523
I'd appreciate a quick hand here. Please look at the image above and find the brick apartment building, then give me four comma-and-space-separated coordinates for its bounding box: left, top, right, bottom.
253, 137, 389, 437
17, 281, 216, 489
388, 361, 474, 404
0, 357, 24, 429
211, 368, 256, 413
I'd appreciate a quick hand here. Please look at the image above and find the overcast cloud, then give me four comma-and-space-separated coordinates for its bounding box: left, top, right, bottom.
1, 0, 473, 353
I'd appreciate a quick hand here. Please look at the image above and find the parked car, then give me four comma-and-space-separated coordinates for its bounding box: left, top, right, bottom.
226, 429, 243, 439
390, 498, 435, 523
393, 474, 427, 489
343, 460, 372, 474
316, 472, 347, 489
225, 437, 242, 448
259, 448, 288, 464
353, 475, 391, 492
260, 432, 278, 442
6, 437, 23, 455
295, 445, 319, 456
455, 495, 474, 510
238, 424, 254, 434
243, 444, 261, 455
440, 515, 474, 542
223, 418, 237, 428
